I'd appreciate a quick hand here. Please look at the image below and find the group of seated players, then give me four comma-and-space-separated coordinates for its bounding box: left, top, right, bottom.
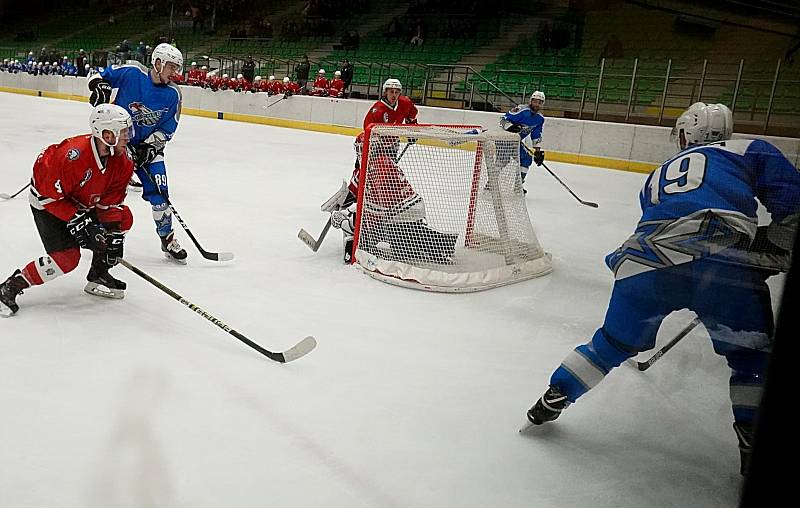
176, 63, 347, 98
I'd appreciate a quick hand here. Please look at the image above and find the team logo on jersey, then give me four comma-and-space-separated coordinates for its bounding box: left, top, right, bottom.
128, 101, 169, 127
66, 148, 80, 161
79, 168, 92, 188
383, 112, 389, 122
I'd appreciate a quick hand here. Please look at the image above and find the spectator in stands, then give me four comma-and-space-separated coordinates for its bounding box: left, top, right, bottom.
539, 22, 552, 51
385, 16, 403, 39
295, 54, 310, 91
138, 42, 148, 61
340, 59, 353, 95
600, 34, 624, 61
410, 18, 426, 46
242, 56, 256, 83
189, 3, 204, 34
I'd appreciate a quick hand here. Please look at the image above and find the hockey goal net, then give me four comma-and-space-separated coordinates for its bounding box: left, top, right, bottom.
352, 123, 552, 292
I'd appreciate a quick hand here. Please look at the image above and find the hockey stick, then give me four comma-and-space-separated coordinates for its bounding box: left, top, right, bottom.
630, 318, 701, 371
119, 258, 317, 363
297, 140, 413, 253
139, 169, 234, 261
0, 182, 30, 200
521, 145, 599, 208
298, 217, 332, 252
265, 95, 287, 109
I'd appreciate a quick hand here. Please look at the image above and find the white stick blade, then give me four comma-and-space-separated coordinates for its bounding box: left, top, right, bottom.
217, 252, 235, 261
282, 335, 317, 362
0, 194, 13, 200
298, 229, 318, 251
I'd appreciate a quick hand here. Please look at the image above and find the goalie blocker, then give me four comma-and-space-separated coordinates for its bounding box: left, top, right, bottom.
350, 124, 552, 292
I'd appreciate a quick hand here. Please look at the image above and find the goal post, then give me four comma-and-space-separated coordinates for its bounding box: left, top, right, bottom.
352, 123, 552, 292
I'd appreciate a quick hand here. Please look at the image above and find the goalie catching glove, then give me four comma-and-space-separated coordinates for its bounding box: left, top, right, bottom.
88, 74, 113, 106
67, 210, 106, 251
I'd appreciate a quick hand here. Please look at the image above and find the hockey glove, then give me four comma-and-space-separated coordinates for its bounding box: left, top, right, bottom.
330, 206, 355, 235
533, 149, 545, 167
88, 76, 112, 106
130, 131, 168, 168
67, 211, 106, 251
499, 117, 521, 133
104, 230, 125, 266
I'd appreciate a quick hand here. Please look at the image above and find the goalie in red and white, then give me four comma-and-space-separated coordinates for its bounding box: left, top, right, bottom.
323, 78, 456, 264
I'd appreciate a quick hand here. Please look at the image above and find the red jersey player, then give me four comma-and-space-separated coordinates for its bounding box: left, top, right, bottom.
283, 77, 301, 96
328, 70, 345, 98
0, 104, 136, 316
320, 78, 423, 263
311, 69, 329, 96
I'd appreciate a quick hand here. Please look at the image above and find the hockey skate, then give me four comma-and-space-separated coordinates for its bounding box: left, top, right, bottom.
161, 232, 188, 264
84, 255, 126, 299
519, 386, 570, 432
733, 421, 754, 476
0, 270, 30, 317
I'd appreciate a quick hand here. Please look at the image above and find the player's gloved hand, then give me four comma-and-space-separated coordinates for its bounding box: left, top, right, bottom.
499, 117, 520, 133
88, 77, 112, 106
67, 210, 107, 251
533, 149, 545, 166
284, 91, 292, 98
131, 131, 168, 168
104, 230, 125, 266
331, 207, 355, 235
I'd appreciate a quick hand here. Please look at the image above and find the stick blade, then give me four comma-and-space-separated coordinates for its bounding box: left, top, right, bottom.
280, 335, 317, 363
298, 229, 320, 251
216, 252, 235, 262
583, 201, 599, 208
0, 193, 13, 200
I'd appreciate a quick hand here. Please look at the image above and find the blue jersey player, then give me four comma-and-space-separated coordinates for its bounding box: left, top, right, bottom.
87, 42, 187, 263
499, 90, 546, 187
522, 102, 800, 476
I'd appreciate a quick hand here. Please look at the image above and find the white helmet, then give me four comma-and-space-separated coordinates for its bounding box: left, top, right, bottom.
671, 102, 733, 150
222, 73, 229, 78
201, 65, 207, 70
237, 73, 243, 79
89, 104, 134, 148
383, 78, 402, 92
191, 61, 197, 66
283, 76, 290, 83
151, 42, 183, 72
318, 69, 325, 75
334, 70, 341, 76
531, 90, 545, 103
254, 76, 262, 81
269, 75, 275, 80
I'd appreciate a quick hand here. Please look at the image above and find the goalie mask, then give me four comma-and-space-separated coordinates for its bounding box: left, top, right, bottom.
671, 102, 733, 150
89, 104, 134, 151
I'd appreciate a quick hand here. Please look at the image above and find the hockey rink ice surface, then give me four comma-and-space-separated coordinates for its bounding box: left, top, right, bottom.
0, 92, 781, 507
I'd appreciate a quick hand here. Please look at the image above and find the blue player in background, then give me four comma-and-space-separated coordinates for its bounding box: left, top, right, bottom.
499, 90, 546, 190
522, 102, 799, 476
87, 42, 187, 263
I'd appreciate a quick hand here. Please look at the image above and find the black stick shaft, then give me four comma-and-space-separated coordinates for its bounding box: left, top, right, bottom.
119, 259, 315, 362
137, 169, 232, 261
637, 318, 701, 371
0, 182, 31, 199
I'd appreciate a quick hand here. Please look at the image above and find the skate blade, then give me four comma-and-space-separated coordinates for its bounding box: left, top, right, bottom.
127, 186, 143, 193
164, 252, 188, 265
518, 420, 537, 433
83, 282, 125, 299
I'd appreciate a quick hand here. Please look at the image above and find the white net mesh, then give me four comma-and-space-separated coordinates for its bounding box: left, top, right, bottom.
353, 124, 552, 292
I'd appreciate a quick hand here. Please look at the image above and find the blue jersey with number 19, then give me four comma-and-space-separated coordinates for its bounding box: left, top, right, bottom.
606, 138, 800, 280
